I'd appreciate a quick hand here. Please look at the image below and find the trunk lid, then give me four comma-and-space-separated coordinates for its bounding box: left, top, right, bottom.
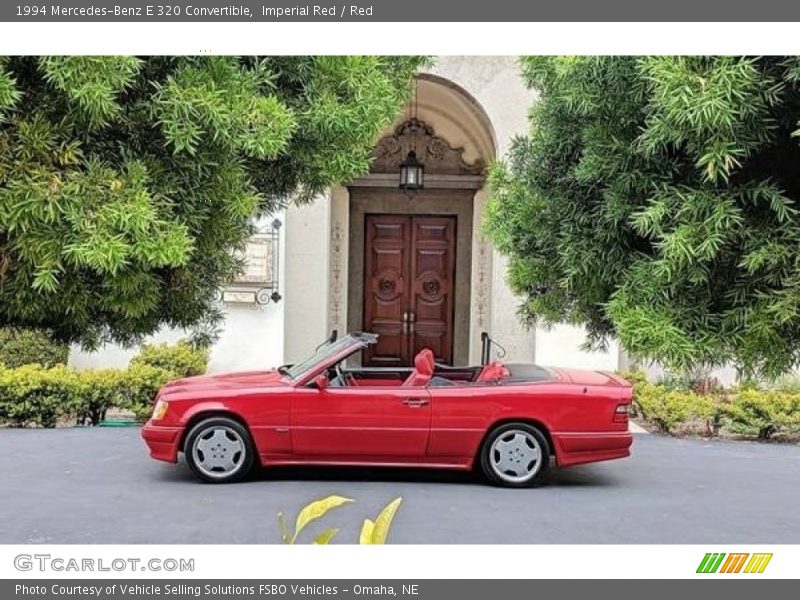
551, 368, 632, 388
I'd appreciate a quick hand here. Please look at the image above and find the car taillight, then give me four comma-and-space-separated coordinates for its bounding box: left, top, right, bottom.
613, 404, 629, 423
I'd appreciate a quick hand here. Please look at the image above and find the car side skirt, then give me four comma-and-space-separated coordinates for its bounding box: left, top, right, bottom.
259, 453, 475, 470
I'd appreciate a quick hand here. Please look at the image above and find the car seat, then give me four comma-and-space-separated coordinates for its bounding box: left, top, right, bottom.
402, 348, 435, 387
476, 361, 510, 383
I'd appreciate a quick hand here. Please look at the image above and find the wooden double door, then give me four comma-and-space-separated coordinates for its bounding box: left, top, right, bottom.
363, 214, 456, 367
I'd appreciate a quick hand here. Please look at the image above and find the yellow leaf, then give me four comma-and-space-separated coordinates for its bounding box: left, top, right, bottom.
359, 519, 375, 545
277, 511, 291, 544
313, 528, 340, 545
370, 497, 403, 544
292, 495, 353, 543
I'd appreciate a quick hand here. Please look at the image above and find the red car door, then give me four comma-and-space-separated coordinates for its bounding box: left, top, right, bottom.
290, 386, 432, 457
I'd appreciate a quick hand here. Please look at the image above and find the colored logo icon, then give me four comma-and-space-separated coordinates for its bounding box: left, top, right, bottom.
697, 553, 773, 574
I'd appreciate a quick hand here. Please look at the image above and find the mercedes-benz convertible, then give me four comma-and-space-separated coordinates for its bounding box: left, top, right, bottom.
141, 332, 633, 486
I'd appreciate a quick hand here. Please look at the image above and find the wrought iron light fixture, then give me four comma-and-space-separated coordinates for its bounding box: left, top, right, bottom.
399, 149, 424, 190
399, 80, 424, 192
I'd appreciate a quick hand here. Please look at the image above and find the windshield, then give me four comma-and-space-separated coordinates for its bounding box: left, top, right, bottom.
285, 335, 359, 379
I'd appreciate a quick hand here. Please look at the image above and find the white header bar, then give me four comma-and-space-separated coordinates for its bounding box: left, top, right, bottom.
2, 23, 800, 55
0, 545, 797, 579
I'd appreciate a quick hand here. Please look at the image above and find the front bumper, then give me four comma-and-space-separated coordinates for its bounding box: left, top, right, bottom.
141, 420, 183, 463
551, 431, 633, 467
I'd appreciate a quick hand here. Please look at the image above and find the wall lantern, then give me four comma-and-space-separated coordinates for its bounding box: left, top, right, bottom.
399, 79, 424, 192
399, 149, 424, 190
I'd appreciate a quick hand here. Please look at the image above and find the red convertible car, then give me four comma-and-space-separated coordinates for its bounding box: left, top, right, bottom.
142, 332, 633, 487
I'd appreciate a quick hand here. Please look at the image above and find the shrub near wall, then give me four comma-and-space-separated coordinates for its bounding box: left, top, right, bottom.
0, 341, 207, 427
120, 364, 180, 422
131, 341, 209, 377
0, 365, 77, 428
71, 365, 175, 426
0, 327, 69, 368
623, 371, 800, 440
724, 389, 800, 439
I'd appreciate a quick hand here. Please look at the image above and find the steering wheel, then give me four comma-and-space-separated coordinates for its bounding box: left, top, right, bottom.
334, 363, 356, 387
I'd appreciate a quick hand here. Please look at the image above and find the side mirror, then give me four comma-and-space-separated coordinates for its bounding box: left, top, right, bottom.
313, 373, 328, 390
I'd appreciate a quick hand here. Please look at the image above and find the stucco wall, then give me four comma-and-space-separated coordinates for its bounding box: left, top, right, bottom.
282, 196, 331, 364
69, 300, 286, 373
535, 325, 621, 371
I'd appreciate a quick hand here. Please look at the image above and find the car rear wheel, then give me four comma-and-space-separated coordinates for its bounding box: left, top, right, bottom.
480, 423, 550, 487
185, 417, 255, 483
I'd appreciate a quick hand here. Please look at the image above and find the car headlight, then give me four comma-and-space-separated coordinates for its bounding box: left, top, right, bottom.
151, 399, 169, 421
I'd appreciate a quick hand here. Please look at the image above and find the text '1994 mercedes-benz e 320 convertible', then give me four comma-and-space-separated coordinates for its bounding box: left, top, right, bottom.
142, 332, 633, 486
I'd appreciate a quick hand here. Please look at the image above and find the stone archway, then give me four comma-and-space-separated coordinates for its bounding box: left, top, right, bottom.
328, 74, 497, 366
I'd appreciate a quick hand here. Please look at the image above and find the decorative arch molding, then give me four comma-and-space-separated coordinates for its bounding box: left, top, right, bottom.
415, 73, 497, 166
371, 118, 485, 176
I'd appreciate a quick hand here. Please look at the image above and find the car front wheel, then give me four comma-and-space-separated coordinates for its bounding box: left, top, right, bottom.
480, 423, 550, 487
184, 417, 255, 483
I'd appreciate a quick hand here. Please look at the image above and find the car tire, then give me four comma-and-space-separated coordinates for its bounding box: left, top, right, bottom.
184, 416, 255, 484
480, 422, 550, 488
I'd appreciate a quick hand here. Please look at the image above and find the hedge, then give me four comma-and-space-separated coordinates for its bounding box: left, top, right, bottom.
131, 340, 209, 377
0, 341, 208, 427
0, 327, 69, 368
622, 371, 800, 439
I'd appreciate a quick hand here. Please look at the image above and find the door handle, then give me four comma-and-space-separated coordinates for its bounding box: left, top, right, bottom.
402, 398, 429, 407
409, 311, 415, 335
402, 311, 408, 335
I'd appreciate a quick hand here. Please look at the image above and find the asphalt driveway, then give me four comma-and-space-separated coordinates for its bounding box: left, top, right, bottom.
0, 428, 798, 544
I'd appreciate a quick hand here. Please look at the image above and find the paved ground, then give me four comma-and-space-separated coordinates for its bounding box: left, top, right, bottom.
1, 428, 798, 544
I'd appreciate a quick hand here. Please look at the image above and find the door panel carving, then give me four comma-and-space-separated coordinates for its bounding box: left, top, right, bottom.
364, 215, 456, 366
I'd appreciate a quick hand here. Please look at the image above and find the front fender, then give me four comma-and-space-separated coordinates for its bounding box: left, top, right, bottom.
178, 401, 244, 427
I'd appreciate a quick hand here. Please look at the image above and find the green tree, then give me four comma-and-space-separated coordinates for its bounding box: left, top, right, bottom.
486, 56, 800, 379
0, 56, 425, 347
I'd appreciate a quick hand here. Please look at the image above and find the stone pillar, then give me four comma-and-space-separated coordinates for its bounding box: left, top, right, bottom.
469, 186, 493, 364
327, 186, 350, 337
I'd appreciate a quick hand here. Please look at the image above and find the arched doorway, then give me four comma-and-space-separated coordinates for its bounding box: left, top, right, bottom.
339, 75, 496, 367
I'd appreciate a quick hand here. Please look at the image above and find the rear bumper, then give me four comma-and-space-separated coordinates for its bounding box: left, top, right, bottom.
551, 431, 633, 467
141, 421, 183, 463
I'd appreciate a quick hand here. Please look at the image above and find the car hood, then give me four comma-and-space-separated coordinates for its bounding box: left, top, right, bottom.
160, 369, 289, 394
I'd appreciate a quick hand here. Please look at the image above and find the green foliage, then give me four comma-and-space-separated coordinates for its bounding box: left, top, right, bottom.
0, 326, 68, 367
626, 369, 800, 438
486, 57, 800, 379
39, 57, 143, 128
723, 389, 800, 439
0, 340, 195, 426
117, 364, 175, 422
0, 364, 76, 427
655, 373, 695, 392
130, 339, 208, 378
70, 367, 125, 426
634, 381, 696, 433
71, 363, 173, 425
0, 56, 426, 348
